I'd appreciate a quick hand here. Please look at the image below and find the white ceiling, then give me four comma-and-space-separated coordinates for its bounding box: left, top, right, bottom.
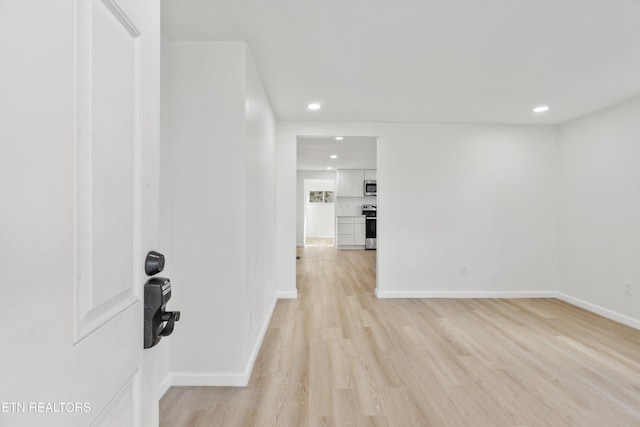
297, 136, 377, 171
162, 0, 640, 125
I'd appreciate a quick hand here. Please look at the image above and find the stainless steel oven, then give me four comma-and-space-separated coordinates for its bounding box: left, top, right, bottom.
362, 204, 376, 250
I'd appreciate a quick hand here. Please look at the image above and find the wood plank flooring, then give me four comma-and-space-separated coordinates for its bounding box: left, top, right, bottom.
160, 246, 640, 426
304, 237, 334, 247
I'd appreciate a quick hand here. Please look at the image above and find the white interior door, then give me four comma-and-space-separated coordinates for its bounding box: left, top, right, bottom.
0, 1, 160, 426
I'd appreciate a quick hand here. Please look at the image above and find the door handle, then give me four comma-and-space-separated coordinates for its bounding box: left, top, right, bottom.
160, 311, 181, 337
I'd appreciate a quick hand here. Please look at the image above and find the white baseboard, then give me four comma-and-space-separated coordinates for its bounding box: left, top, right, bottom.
276, 290, 297, 299
165, 290, 639, 391
159, 374, 171, 398
556, 292, 640, 330
375, 289, 640, 331
171, 372, 248, 387
375, 290, 557, 299
242, 296, 278, 385
167, 294, 285, 388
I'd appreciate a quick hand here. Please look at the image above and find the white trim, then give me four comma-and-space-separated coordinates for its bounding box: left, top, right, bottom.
99, 0, 141, 37
375, 290, 557, 299
242, 297, 278, 385
276, 290, 298, 299
169, 296, 281, 387
159, 374, 171, 398
375, 289, 640, 331
92, 370, 141, 426
171, 372, 248, 387
556, 292, 640, 330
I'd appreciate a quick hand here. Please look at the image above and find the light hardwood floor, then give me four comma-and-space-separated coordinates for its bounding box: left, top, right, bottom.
304, 237, 335, 247
160, 246, 640, 426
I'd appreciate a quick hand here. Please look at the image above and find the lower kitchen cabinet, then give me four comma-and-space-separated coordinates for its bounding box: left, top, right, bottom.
354, 218, 365, 245
337, 234, 355, 246
336, 216, 365, 249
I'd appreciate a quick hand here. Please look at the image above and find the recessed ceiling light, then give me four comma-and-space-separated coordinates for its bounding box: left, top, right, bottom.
533, 105, 550, 113
307, 103, 321, 110
326, 166, 332, 170
335, 136, 344, 140
330, 155, 338, 159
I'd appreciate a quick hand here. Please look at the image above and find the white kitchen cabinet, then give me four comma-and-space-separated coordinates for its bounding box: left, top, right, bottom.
337, 217, 355, 223
337, 234, 355, 246
337, 217, 354, 237
337, 169, 365, 197
336, 216, 366, 249
364, 169, 377, 181
337, 223, 354, 235
355, 218, 366, 245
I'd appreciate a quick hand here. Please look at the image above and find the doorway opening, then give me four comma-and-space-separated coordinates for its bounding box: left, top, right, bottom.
296, 135, 378, 294
303, 179, 335, 247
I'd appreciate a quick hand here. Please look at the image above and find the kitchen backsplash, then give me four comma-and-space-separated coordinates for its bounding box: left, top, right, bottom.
335, 196, 377, 216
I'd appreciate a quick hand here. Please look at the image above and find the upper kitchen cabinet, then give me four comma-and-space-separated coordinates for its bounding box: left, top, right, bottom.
337, 169, 365, 197
364, 169, 377, 181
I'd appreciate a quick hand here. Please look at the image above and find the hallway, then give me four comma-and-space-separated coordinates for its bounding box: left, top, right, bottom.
161, 246, 640, 426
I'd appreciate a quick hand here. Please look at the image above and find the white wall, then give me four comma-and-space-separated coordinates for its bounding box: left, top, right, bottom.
278, 122, 559, 297
296, 171, 336, 245
306, 203, 335, 238
276, 127, 299, 297
163, 40, 277, 385
378, 125, 558, 296
166, 41, 245, 377
303, 179, 335, 240
558, 97, 640, 327
244, 51, 278, 368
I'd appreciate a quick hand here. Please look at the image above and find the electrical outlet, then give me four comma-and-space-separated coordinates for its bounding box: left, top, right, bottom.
623, 281, 632, 296
460, 265, 468, 276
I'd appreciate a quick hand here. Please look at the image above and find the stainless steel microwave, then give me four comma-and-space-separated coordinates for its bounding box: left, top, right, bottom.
364, 180, 377, 196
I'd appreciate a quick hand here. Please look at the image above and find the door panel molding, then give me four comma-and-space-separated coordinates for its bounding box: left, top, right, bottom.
90, 369, 141, 427
74, 0, 141, 343
99, 0, 141, 38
